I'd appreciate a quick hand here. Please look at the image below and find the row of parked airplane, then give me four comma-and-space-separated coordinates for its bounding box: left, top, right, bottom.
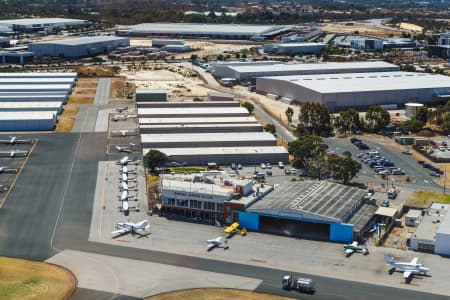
0, 136, 34, 158
116, 156, 140, 216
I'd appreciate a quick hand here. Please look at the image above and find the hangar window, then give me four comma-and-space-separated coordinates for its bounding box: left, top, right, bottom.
177, 199, 189, 207
190, 200, 202, 209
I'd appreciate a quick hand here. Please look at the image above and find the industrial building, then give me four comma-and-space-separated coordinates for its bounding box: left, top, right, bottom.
240, 181, 377, 242
135, 88, 167, 102
263, 42, 325, 55
140, 123, 262, 134
138, 107, 250, 118
0, 72, 77, 78
139, 116, 258, 125
256, 71, 450, 112
0, 111, 57, 131
147, 146, 288, 165
0, 94, 67, 102
335, 36, 419, 51
428, 32, 450, 59
0, 18, 90, 33
116, 23, 292, 40
0, 101, 63, 113
29, 36, 130, 58
141, 132, 277, 148
0, 84, 72, 94
410, 203, 450, 255
136, 101, 240, 108
0, 77, 75, 86
212, 61, 400, 82
0, 51, 34, 64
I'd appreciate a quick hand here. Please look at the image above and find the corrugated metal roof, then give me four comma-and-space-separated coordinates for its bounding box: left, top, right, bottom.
437, 208, 450, 235
139, 116, 258, 124
0, 78, 75, 84
0, 72, 77, 78
0, 101, 63, 108
144, 146, 287, 156
260, 71, 450, 93
0, 111, 56, 120
0, 18, 87, 26
138, 107, 249, 115
0, 84, 72, 91
141, 132, 276, 143
31, 36, 128, 46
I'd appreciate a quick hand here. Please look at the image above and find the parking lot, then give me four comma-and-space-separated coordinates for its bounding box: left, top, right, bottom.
0, 139, 36, 207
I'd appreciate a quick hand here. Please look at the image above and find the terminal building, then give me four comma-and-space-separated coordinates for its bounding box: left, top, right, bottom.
212, 61, 400, 82
116, 23, 292, 40
29, 36, 130, 58
256, 71, 450, 112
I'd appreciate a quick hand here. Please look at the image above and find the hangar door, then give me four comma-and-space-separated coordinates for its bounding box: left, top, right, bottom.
259, 215, 330, 241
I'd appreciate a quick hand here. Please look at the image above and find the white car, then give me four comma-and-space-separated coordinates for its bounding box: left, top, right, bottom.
439, 146, 446, 152
260, 163, 266, 169
229, 171, 236, 177
278, 161, 284, 169
266, 163, 272, 169
290, 168, 297, 174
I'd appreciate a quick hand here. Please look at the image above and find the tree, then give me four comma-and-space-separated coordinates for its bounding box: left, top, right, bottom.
288, 135, 324, 169
242, 101, 254, 114
144, 150, 168, 173
328, 151, 361, 185
297, 102, 331, 135
365, 105, 390, 132
264, 123, 276, 135
399, 118, 423, 133
415, 105, 429, 124
285, 107, 294, 123
336, 108, 362, 133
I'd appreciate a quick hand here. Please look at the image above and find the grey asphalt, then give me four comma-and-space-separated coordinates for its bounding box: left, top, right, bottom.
94, 78, 112, 106
0, 133, 447, 299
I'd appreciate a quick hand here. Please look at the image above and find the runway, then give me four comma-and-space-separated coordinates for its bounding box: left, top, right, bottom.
0, 132, 447, 300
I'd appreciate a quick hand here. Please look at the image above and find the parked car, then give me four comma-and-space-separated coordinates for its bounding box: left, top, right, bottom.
358, 143, 369, 150
266, 170, 272, 176
290, 168, 297, 174
350, 138, 361, 144
237, 164, 242, 170
229, 171, 237, 177
260, 163, 266, 169
402, 150, 412, 155
423, 162, 433, 169
381, 200, 390, 207
278, 161, 285, 169
439, 146, 446, 152
231, 163, 237, 170
253, 172, 266, 179
429, 171, 441, 177
266, 163, 272, 169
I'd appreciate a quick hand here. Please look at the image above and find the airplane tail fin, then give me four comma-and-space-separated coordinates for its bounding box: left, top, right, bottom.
384, 253, 395, 265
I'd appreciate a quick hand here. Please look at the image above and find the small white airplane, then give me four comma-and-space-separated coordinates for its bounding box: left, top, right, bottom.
0, 167, 18, 174
384, 254, 431, 282
207, 236, 229, 251
116, 156, 139, 166
118, 190, 139, 202
119, 200, 140, 216
0, 184, 9, 192
344, 241, 369, 256
114, 146, 132, 153
112, 114, 129, 121
119, 181, 137, 191
0, 136, 34, 145
120, 166, 137, 174
111, 220, 150, 238
0, 150, 28, 158
116, 107, 128, 113
120, 172, 137, 183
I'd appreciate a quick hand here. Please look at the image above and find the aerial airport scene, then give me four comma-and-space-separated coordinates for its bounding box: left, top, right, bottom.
0, 0, 450, 299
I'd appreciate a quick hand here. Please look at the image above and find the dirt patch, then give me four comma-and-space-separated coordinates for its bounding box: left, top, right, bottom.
76, 81, 98, 89
55, 118, 75, 133
61, 105, 79, 116
146, 288, 296, 300
73, 89, 96, 96
398, 22, 423, 32
321, 22, 401, 37
0, 256, 76, 300
110, 77, 135, 100
67, 95, 94, 104
76, 66, 118, 77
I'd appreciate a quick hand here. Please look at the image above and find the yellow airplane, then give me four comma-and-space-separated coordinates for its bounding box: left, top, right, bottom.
224, 222, 247, 236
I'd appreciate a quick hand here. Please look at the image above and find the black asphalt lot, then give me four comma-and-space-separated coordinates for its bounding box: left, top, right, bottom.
0, 133, 447, 300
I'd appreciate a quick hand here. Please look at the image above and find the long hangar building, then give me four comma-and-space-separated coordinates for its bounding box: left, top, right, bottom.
116, 23, 292, 40
256, 71, 450, 112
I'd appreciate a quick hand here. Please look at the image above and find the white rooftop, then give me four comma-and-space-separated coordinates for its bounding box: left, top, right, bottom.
139, 116, 258, 124
0, 18, 87, 26
260, 71, 450, 93
136, 88, 166, 94
0, 78, 75, 84
119, 23, 291, 36
144, 146, 288, 156
0, 84, 72, 91
31, 36, 128, 46
141, 132, 276, 143
275, 42, 325, 47
161, 178, 233, 197
138, 107, 249, 116
0, 111, 56, 120
0, 72, 77, 78
437, 207, 450, 235
140, 123, 261, 129
0, 101, 62, 108
230, 61, 399, 74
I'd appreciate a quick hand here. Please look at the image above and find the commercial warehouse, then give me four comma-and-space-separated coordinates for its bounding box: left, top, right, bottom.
136, 101, 240, 108
138, 107, 250, 118
256, 71, 450, 112
141, 132, 277, 148
0, 111, 57, 131
0, 72, 77, 78
0, 84, 73, 95
239, 181, 376, 242
116, 23, 292, 40
0, 18, 89, 33
147, 146, 289, 165
0, 101, 63, 113
0, 77, 75, 86
139, 116, 258, 125
212, 61, 400, 81
0, 94, 67, 102
140, 123, 263, 134
29, 36, 130, 58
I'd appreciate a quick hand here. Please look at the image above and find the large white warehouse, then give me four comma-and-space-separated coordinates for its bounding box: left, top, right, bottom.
212, 61, 400, 81
0, 18, 89, 33
0, 111, 57, 131
138, 107, 249, 118
256, 71, 450, 112
0, 72, 77, 78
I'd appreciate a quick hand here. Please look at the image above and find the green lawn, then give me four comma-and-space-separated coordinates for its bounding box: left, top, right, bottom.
406, 191, 450, 208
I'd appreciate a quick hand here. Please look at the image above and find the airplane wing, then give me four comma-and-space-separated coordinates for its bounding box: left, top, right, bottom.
410, 257, 418, 265
207, 243, 216, 251
111, 228, 129, 235
403, 271, 412, 279
352, 241, 358, 247
345, 248, 355, 254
